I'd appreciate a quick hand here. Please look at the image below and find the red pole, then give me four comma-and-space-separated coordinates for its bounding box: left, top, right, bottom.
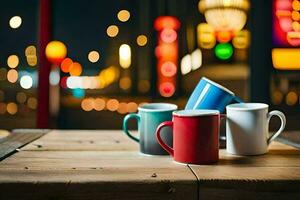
37, 0, 51, 128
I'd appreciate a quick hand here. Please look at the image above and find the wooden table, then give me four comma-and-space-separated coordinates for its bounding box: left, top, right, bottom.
0, 130, 299, 200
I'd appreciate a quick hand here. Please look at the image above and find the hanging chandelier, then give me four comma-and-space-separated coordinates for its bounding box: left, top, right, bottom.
198, 0, 250, 32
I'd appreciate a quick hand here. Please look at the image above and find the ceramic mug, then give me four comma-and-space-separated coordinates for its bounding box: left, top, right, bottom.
156, 110, 224, 164
123, 103, 177, 155
185, 77, 243, 113
226, 103, 286, 155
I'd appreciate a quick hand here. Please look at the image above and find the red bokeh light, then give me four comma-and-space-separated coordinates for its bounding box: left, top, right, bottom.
160, 28, 177, 43
154, 16, 181, 31
160, 61, 177, 77
159, 82, 175, 97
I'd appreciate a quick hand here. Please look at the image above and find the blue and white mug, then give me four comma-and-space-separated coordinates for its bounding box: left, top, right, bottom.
185, 77, 243, 113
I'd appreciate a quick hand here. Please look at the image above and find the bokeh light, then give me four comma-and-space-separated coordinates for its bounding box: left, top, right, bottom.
20, 75, 33, 89
27, 97, 37, 110
88, 51, 100, 63
16, 92, 27, 104
7, 102, 18, 115
272, 90, 283, 105
0, 103, 6, 114
138, 80, 150, 93
72, 88, 85, 99
9, 16, 22, 29
286, 91, 298, 105
159, 82, 175, 97
81, 98, 94, 111
106, 99, 119, 111
7, 55, 19, 68
161, 61, 177, 77
60, 58, 73, 73
216, 31, 232, 43
160, 28, 177, 43
69, 62, 82, 76
49, 69, 60, 86
25, 45, 36, 56
7, 69, 18, 83
0, 68, 7, 81
136, 35, 148, 46
106, 25, 119, 37
127, 102, 138, 113
181, 54, 192, 75
215, 43, 233, 60
117, 102, 128, 114
94, 98, 105, 111
117, 10, 130, 22
119, 77, 132, 90
119, 44, 131, 68
191, 49, 202, 70
45, 41, 67, 64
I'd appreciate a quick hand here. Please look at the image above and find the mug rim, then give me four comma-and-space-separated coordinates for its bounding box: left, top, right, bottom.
138, 103, 178, 112
202, 77, 234, 95
226, 103, 268, 111
173, 109, 220, 117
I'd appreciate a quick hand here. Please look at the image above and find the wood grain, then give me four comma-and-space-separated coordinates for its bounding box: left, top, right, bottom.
22, 130, 139, 151
0, 130, 197, 200
0, 129, 49, 160
189, 141, 300, 200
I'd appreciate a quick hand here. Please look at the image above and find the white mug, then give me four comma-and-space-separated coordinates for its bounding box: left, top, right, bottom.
226, 103, 286, 155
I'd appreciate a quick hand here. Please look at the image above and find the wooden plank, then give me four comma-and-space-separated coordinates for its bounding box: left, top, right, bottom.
0, 129, 49, 160
189, 141, 300, 200
22, 130, 139, 151
0, 130, 197, 200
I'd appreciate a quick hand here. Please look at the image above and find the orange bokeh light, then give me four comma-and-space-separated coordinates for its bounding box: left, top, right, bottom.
45, 41, 67, 64
69, 62, 82, 76
216, 31, 232, 43
61, 58, 73, 73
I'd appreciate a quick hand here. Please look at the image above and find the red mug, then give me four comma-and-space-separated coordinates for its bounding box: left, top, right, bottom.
156, 110, 224, 164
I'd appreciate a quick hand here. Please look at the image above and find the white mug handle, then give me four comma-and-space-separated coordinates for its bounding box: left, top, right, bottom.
267, 110, 286, 145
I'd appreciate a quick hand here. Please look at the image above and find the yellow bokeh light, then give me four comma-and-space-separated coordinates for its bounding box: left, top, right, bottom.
292, 21, 300, 31
7, 69, 18, 83
26, 55, 37, 66
286, 91, 298, 106
88, 51, 100, 63
7, 102, 18, 115
292, 0, 300, 11
232, 30, 250, 49
9, 16, 22, 29
45, 41, 67, 64
7, 55, 19, 68
197, 23, 216, 49
272, 48, 300, 70
136, 35, 148, 46
106, 25, 119, 37
119, 77, 132, 90
119, 44, 131, 68
117, 10, 130, 22
292, 11, 300, 21
25, 45, 36, 56
27, 97, 38, 110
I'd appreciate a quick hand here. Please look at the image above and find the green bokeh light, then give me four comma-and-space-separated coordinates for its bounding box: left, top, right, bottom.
215, 43, 233, 60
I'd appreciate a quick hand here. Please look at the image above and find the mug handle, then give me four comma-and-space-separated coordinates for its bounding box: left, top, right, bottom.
267, 110, 286, 145
122, 113, 140, 143
156, 121, 174, 157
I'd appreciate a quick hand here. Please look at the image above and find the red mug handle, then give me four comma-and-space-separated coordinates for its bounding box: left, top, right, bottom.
156, 121, 174, 157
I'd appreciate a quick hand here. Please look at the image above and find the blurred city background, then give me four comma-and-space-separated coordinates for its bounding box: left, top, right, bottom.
0, 0, 299, 130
